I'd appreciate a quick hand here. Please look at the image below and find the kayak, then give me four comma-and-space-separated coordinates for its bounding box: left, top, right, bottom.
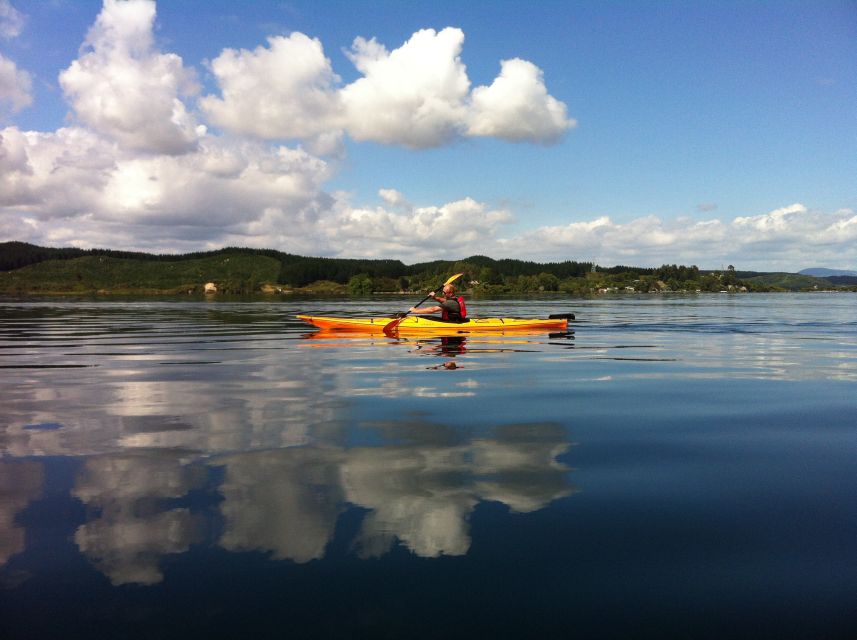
296, 313, 574, 334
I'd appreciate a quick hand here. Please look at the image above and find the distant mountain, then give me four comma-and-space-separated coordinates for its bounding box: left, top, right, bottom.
799, 268, 857, 277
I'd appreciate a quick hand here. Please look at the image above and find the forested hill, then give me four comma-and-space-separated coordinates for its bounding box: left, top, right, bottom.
0, 242, 592, 289
0, 242, 591, 282
1, 241, 852, 295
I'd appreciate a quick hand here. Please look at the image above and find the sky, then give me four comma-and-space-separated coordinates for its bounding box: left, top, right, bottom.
1, 0, 855, 271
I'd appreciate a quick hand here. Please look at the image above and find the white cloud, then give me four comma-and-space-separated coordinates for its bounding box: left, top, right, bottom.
3, 121, 856, 269
58, 0, 203, 155
200, 25, 573, 150
0, 126, 116, 215
0, 53, 31, 116
823, 211, 857, 243
497, 205, 857, 270
340, 27, 471, 148
325, 192, 513, 260
0, 124, 333, 252
0, 0, 24, 40
733, 203, 807, 236
467, 58, 577, 143
200, 32, 343, 155
378, 188, 410, 210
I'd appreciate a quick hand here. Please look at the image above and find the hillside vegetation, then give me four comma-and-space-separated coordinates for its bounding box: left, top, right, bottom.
0, 252, 281, 295
743, 273, 830, 291
1, 241, 854, 296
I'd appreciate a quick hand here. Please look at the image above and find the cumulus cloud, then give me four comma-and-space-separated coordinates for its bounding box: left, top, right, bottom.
200, 32, 344, 155
499, 205, 857, 270
0, 126, 117, 215
0, 53, 31, 116
0, 0, 24, 40
324, 192, 513, 260
200, 25, 573, 150
341, 30, 573, 147
0, 1, 29, 117
340, 27, 471, 148
468, 58, 576, 143
733, 203, 807, 237
1, 2, 578, 255
378, 188, 411, 210
0, 124, 333, 251
4, 115, 856, 269
58, 0, 203, 155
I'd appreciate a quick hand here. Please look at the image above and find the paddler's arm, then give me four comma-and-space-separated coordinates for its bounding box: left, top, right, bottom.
409, 305, 442, 314
409, 290, 447, 314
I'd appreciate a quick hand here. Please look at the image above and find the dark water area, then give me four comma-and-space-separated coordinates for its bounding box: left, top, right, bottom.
1, 294, 856, 638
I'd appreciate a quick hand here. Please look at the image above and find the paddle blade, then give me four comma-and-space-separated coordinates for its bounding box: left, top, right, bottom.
445, 273, 465, 286
383, 317, 404, 334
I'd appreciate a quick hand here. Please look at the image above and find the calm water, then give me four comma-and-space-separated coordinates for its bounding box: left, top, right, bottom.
1, 294, 856, 638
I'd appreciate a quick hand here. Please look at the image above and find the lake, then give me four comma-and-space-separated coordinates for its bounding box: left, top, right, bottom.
1, 294, 856, 639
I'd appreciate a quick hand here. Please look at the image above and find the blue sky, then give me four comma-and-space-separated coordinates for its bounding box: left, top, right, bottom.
1, 0, 855, 270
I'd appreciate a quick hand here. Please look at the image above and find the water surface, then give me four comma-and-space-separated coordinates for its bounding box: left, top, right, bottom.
1, 294, 856, 638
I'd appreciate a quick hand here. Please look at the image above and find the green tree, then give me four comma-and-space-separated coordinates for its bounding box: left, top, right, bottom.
478, 266, 501, 285
537, 272, 560, 291
347, 273, 373, 296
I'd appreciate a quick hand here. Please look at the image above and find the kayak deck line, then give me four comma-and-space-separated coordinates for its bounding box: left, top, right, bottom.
296, 313, 575, 334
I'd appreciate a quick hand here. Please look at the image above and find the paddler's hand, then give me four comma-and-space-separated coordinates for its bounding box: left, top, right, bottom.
429, 291, 436, 298
408, 307, 418, 313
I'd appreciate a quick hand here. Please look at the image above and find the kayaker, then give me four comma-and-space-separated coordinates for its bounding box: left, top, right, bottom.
409, 282, 466, 322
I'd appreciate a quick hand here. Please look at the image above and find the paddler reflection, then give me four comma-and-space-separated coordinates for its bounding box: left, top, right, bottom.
414, 335, 467, 369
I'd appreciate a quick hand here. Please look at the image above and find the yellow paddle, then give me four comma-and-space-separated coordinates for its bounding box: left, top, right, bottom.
383, 273, 464, 335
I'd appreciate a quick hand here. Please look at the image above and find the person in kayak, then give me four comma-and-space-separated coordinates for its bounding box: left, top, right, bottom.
409, 282, 467, 322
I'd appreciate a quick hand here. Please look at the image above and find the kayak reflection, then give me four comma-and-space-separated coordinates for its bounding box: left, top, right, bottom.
301, 329, 574, 369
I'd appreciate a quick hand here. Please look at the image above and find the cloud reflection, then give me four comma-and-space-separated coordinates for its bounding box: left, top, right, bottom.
208, 421, 575, 563
217, 448, 346, 563
72, 454, 206, 586
38, 420, 576, 583
0, 460, 43, 567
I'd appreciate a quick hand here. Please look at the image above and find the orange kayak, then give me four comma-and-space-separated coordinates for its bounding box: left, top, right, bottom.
296, 313, 574, 334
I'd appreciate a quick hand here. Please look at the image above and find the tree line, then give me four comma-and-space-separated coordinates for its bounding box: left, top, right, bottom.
1, 241, 799, 294
2, 241, 593, 288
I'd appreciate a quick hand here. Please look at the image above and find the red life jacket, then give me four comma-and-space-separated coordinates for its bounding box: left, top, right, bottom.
441, 296, 467, 322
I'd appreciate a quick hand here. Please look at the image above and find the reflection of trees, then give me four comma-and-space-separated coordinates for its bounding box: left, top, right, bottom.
217, 448, 346, 563
72, 454, 206, 586
0, 460, 44, 568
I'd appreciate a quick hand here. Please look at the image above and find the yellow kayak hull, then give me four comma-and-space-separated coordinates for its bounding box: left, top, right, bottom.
296, 314, 571, 333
